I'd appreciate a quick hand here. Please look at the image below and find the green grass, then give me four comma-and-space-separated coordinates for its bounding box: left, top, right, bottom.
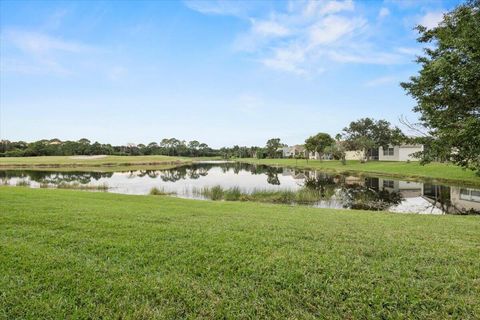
239, 158, 480, 186
1, 187, 479, 319
0, 155, 218, 170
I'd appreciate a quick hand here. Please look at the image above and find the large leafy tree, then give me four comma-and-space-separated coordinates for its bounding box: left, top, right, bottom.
265, 138, 284, 158
401, 0, 480, 174
342, 118, 405, 161
304, 133, 334, 160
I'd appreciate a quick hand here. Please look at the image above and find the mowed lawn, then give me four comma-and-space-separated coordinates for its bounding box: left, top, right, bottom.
0, 155, 209, 168
1, 187, 479, 319
239, 158, 480, 186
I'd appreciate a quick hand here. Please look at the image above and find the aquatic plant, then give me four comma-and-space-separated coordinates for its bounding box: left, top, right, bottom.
149, 187, 176, 196
56, 182, 108, 191
16, 180, 30, 187
194, 186, 323, 205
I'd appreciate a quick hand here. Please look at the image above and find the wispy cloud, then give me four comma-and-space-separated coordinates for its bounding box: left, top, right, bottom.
2, 29, 94, 75
418, 11, 444, 29
187, 0, 415, 76
5, 29, 91, 55
364, 75, 397, 87
378, 7, 390, 19
183, 0, 249, 17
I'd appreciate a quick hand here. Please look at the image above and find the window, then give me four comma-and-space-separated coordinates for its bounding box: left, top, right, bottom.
383, 147, 394, 156
383, 180, 394, 188
460, 188, 480, 202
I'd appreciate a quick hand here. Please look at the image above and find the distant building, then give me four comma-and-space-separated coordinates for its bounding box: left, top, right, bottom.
378, 144, 423, 161
343, 144, 424, 161
279, 145, 306, 158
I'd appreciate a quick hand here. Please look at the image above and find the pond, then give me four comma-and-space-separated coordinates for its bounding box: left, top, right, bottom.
2, 161, 479, 215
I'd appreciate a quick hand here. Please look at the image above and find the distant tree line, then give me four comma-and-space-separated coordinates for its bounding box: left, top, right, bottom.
0, 138, 216, 157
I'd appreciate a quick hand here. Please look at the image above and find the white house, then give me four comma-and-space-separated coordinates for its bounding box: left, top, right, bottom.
279, 145, 306, 158
378, 144, 423, 161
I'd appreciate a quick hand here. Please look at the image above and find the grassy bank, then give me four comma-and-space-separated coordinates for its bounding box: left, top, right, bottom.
1, 187, 479, 319
239, 158, 480, 186
0, 155, 217, 170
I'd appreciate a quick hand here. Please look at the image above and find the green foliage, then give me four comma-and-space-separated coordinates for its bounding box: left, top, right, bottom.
304, 133, 335, 159
0, 138, 215, 158
401, 0, 480, 174
265, 138, 284, 158
342, 118, 405, 159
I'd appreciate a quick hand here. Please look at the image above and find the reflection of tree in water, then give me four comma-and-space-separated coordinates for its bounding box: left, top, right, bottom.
301, 173, 403, 211
137, 170, 160, 178
339, 184, 403, 211
265, 167, 283, 185
0, 170, 113, 185
266, 171, 280, 185
425, 185, 453, 213
423, 184, 480, 214
303, 173, 337, 198
158, 165, 212, 182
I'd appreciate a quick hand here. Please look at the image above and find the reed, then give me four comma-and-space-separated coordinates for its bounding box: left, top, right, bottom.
56, 182, 109, 191
194, 186, 322, 205
16, 180, 30, 187
149, 187, 176, 196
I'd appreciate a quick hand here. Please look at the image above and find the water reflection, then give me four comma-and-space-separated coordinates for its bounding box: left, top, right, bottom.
2, 162, 479, 215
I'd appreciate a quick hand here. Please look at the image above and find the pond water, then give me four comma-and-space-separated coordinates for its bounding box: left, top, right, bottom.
2, 161, 479, 215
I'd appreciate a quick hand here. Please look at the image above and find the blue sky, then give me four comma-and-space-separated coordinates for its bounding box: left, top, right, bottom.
0, 0, 462, 147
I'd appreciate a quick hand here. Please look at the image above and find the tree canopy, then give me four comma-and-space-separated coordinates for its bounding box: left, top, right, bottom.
305, 133, 335, 159
265, 138, 284, 158
342, 118, 405, 160
401, 0, 480, 174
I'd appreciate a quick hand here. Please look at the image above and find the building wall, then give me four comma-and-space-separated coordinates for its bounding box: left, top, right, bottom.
379, 145, 423, 161
378, 146, 399, 161
398, 145, 423, 161
309, 151, 320, 160
345, 150, 364, 160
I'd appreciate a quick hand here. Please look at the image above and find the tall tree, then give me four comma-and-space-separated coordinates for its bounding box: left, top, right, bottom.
342, 118, 405, 161
304, 133, 334, 160
265, 138, 283, 158
401, 0, 480, 174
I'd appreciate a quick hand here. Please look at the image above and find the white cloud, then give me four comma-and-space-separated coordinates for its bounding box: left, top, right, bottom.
251, 20, 290, 37
364, 76, 397, 87
418, 11, 444, 29
378, 7, 390, 19
301, 0, 354, 17
183, 0, 248, 17
187, 0, 417, 76
261, 45, 307, 75
5, 30, 91, 55
396, 46, 421, 56
309, 15, 366, 45
1, 29, 102, 76
318, 0, 354, 15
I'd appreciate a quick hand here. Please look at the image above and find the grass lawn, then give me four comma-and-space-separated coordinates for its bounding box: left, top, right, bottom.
0, 155, 216, 170
1, 187, 479, 319
239, 158, 480, 186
